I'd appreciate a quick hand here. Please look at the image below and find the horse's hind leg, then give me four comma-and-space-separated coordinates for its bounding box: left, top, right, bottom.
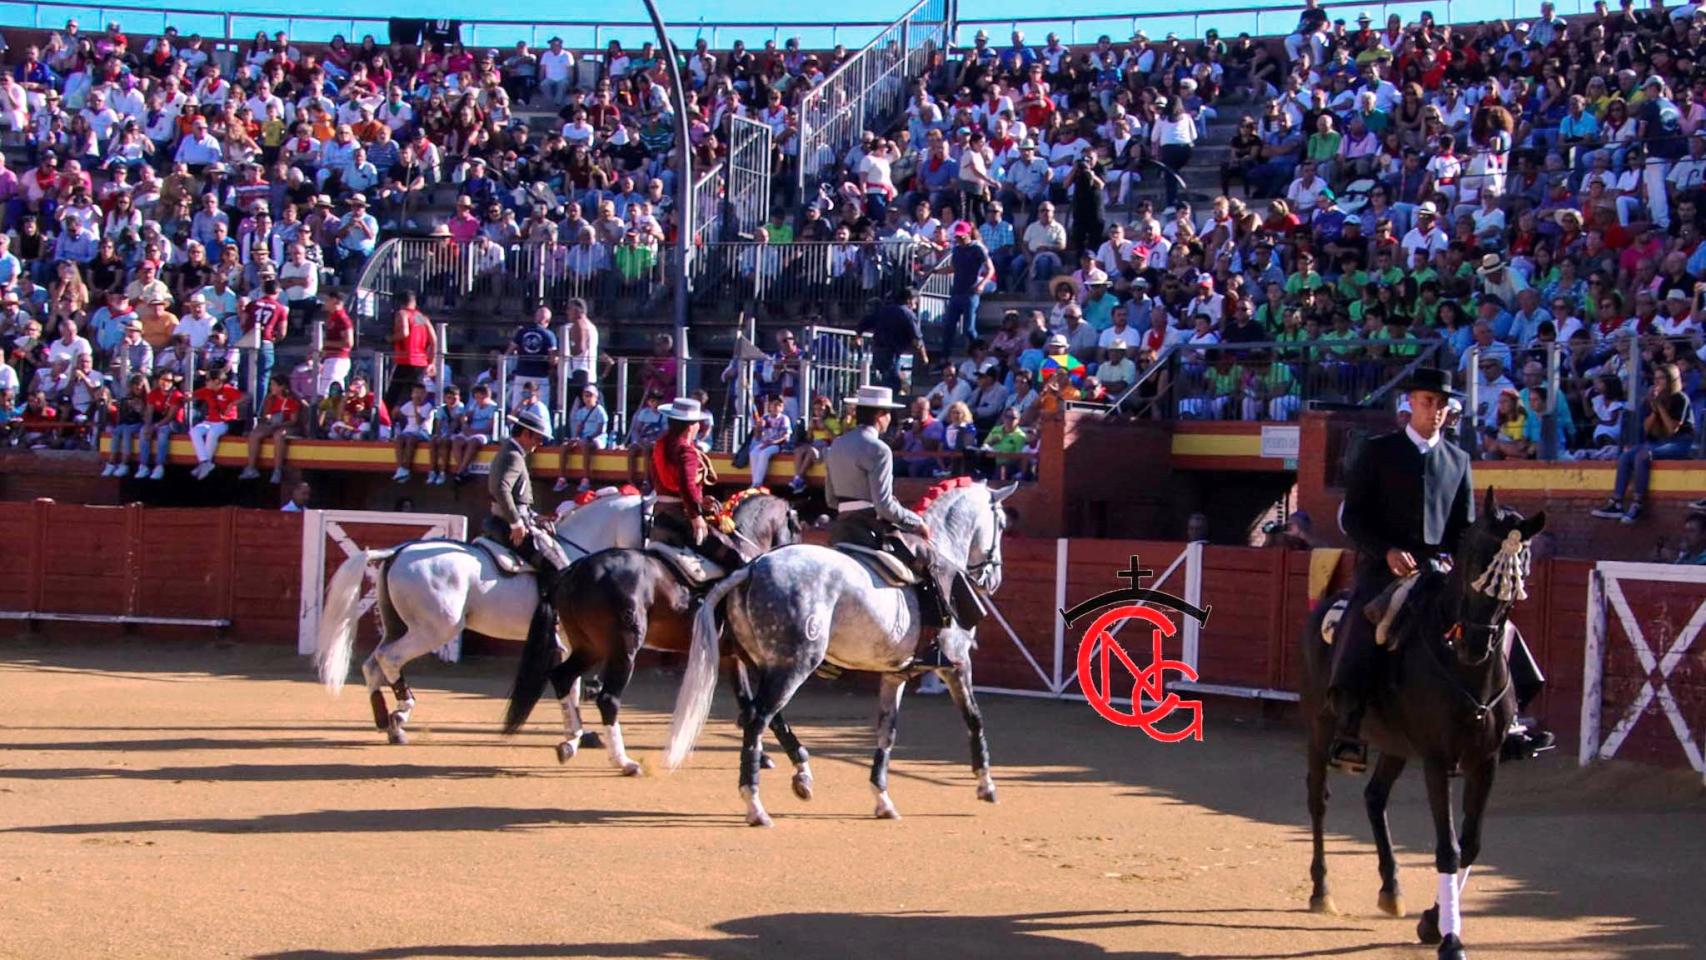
870, 673, 907, 820
547, 671, 586, 762
740, 665, 812, 827
1366, 752, 1408, 917
765, 711, 813, 800
1306, 709, 1335, 914
942, 663, 996, 803
594, 648, 643, 777
370, 625, 459, 745
732, 661, 775, 771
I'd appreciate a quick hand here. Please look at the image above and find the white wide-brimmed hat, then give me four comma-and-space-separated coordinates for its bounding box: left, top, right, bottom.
660, 396, 711, 422
845, 384, 904, 409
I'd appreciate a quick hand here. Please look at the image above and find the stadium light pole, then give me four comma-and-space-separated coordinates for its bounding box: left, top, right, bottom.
639, 0, 693, 391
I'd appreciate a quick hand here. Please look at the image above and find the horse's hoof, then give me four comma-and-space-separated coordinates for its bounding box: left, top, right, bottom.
1438, 933, 1466, 960
791, 772, 813, 801
977, 780, 998, 803
746, 810, 773, 827
873, 801, 901, 820
1378, 890, 1405, 917
1308, 894, 1338, 915
386, 724, 408, 746
618, 759, 643, 777
556, 741, 578, 764
1417, 906, 1442, 945
759, 753, 776, 770
579, 730, 602, 750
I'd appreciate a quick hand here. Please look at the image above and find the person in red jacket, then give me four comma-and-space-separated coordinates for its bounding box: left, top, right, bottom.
241, 374, 302, 484
648, 396, 745, 570
190, 367, 244, 479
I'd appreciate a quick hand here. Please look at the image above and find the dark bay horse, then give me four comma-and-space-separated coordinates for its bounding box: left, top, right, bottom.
502, 492, 802, 779
1299, 488, 1544, 960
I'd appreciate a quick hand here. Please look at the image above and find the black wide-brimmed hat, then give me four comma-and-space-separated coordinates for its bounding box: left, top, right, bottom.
1395, 367, 1463, 399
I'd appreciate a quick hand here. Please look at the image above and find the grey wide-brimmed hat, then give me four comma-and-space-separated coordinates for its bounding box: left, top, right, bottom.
506, 407, 552, 437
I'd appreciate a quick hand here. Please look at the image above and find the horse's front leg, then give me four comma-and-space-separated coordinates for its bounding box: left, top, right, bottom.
1420, 758, 1467, 960
1366, 753, 1408, 917
870, 673, 907, 819
547, 672, 586, 762
941, 661, 996, 803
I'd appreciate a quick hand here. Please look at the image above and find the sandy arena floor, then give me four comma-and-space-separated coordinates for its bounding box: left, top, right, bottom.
0, 638, 1702, 960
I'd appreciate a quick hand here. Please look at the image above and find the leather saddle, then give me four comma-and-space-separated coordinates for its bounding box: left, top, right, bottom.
834, 542, 920, 587
647, 542, 727, 587
473, 536, 535, 576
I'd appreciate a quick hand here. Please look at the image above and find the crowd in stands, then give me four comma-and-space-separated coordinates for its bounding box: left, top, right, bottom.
2, 5, 1705, 525
785, 0, 1706, 526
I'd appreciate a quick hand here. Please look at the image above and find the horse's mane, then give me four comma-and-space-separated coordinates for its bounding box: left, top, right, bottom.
570, 483, 641, 509
726, 486, 773, 516
913, 476, 976, 516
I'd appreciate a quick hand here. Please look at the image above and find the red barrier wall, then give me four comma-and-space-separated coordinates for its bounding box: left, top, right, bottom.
4, 503, 1699, 771
0, 501, 302, 644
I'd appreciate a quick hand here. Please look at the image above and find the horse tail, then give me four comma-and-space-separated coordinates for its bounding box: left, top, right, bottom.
663, 565, 749, 770
316, 548, 396, 695
503, 587, 565, 736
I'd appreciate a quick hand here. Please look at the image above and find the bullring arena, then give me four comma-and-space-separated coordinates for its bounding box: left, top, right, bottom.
7, 0, 1706, 952
3, 635, 1703, 960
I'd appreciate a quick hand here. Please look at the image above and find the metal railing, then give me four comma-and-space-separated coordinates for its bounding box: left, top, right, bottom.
949, 0, 1596, 48
0, 3, 919, 50
795, 0, 950, 199
690, 163, 727, 253
0, 0, 1609, 67
1078, 336, 1443, 422
353, 236, 675, 330
692, 240, 921, 312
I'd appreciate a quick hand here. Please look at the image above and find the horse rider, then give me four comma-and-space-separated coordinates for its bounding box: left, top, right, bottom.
1327, 367, 1551, 772
824, 385, 984, 644
486, 407, 572, 610
649, 396, 748, 570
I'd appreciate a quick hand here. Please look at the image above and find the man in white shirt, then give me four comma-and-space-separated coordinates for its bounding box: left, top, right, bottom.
278, 243, 320, 318
1400, 201, 1449, 264
539, 38, 575, 106
923, 365, 972, 416
1285, 160, 1330, 212
176, 293, 217, 348
1017, 201, 1067, 294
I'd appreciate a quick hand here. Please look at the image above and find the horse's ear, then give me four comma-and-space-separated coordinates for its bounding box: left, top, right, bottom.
990, 481, 1020, 503
1481, 486, 1498, 521
1518, 510, 1547, 540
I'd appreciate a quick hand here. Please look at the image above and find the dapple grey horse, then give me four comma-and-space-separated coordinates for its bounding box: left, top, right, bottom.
664, 479, 1016, 826
314, 492, 645, 744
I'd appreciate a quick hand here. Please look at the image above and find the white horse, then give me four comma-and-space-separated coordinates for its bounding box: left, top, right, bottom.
314, 492, 644, 744
663, 479, 1016, 826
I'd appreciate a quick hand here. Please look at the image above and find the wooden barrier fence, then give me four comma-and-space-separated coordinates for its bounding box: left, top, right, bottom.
3, 504, 1702, 773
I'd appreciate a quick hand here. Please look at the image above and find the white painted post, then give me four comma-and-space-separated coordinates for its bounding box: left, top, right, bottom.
297, 508, 325, 656
1183, 540, 1204, 671
1579, 567, 1605, 766
1052, 537, 1068, 694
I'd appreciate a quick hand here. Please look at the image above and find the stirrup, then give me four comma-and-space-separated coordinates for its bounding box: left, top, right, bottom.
1327, 738, 1368, 774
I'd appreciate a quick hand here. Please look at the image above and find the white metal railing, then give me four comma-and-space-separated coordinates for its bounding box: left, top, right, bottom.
795, 0, 950, 198
0, 2, 917, 50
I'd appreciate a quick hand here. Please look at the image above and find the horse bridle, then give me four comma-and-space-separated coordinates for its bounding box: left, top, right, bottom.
965, 498, 1007, 592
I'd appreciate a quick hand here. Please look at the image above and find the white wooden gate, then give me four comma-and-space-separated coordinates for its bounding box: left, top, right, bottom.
297, 509, 467, 659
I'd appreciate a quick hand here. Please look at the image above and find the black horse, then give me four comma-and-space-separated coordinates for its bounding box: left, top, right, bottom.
502, 493, 807, 783
1300, 488, 1545, 960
